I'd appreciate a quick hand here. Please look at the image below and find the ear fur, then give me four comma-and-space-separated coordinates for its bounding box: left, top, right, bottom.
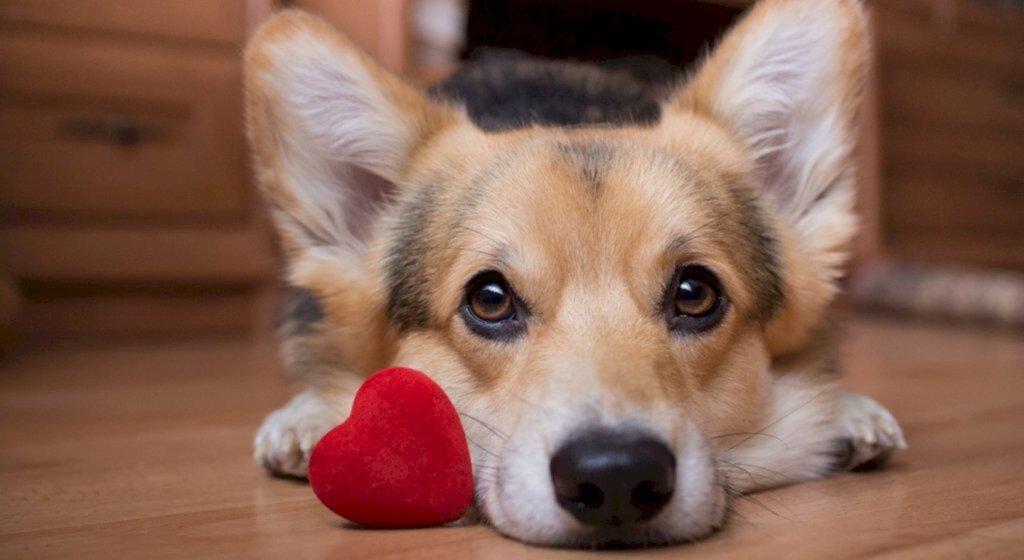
672, 0, 870, 354
244, 10, 457, 270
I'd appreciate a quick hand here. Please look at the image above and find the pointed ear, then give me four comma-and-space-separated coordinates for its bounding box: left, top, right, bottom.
670, 0, 869, 352
244, 10, 458, 273
675, 0, 868, 246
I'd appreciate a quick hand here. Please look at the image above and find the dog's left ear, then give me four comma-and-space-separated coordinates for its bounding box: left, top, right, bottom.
245, 10, 458, 271
670, 0, 870, 353
245, 11, 463, 370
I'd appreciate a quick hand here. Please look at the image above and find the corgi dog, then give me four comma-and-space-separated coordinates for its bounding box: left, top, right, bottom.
246, 0, 905, 547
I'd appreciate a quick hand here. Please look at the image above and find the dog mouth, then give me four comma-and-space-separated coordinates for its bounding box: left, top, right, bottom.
567, 525, 713, 550
483, 480, 728, 550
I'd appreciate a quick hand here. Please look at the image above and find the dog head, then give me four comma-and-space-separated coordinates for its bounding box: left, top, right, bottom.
246, 0, 868, 546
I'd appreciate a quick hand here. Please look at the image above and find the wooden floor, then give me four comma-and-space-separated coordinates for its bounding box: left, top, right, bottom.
1, 314, 1022, 559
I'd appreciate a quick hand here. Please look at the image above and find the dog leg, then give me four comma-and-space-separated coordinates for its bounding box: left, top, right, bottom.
253, 389, 348, 478
833, 391, 907, 471
719, 374, 907, 494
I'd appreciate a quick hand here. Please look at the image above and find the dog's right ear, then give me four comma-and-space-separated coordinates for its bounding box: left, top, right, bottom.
667, 0, 869, 355
245, 10, 458, 275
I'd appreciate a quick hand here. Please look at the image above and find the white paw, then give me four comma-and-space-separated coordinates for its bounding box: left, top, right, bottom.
254, 390, 345, 478
836, 392, 907, 470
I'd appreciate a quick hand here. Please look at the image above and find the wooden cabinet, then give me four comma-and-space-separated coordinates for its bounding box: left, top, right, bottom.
874, 0, 1024, 270
0, 0, 278, 337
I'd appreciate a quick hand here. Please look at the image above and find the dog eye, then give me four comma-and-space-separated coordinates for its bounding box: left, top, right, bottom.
461, 271, 526, 341
665, 265, 727, 334
469, 279, 514, 322
675, 277, 716, 316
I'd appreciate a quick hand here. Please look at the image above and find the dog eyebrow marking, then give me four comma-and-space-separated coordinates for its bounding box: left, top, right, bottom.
557, 141, 613, 197
452, 154, 517, 228
666, 234, 693, 259
457, 234, 510, 267
728, 186, 785, 323
385, 184, 438, 332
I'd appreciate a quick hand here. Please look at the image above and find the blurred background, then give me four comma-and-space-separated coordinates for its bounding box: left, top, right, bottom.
0, 0, 1021, 353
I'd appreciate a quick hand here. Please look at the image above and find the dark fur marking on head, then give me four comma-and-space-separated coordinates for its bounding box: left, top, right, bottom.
452, 155, 518, 229
431, 55, 662, 132
385, 185, 438, 332
557, 142, 613, 196
725, 186, 785, 324
279, 286, 324, 338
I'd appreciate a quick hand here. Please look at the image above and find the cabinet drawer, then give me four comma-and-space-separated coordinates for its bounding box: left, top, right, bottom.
0, 0, 247, 45
0, 30, 247, 221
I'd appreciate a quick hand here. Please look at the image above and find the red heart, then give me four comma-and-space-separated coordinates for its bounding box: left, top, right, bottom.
308, 367, 474, 527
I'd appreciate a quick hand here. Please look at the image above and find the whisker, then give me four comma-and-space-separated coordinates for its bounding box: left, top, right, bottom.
458, 412, 510, 441
710, 431, 789, 449
720, 460, 758, 490
734, 493, 797, 522
725, 504, 753, 527
725, 386, 832, 452
467, 437, 500, 457
725, 461, 803, 486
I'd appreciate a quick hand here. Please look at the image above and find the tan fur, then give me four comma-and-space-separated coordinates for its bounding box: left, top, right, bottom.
247, 0, 904, 547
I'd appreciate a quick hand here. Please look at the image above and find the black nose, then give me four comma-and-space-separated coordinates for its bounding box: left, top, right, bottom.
550, 431, 675, 527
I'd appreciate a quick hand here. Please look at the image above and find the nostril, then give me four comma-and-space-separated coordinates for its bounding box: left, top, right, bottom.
570, 482, 604, 513
550, 430, 676, 527
631, 480, 673, 520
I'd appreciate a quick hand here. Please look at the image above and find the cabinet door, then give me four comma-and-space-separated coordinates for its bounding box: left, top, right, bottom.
0, 30, 248, 222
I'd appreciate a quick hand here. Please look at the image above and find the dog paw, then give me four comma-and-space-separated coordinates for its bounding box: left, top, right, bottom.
254, 390, 344, 478
833, 392, 907, 471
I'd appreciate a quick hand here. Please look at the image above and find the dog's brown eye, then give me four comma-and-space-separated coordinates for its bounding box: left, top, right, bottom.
461, 271, 526, 341
664, 265, 727, 334
469, 280, 514, 322
674, 278, 716, 317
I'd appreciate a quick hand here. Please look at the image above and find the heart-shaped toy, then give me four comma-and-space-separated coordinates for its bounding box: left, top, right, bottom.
308, 367, 474, 527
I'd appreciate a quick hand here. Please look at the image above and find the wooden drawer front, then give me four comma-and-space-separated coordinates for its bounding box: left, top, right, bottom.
0, 0, 247, 45
0, 30, 247, 221
18, 283, 260, 336
876, 0, 1024, 268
